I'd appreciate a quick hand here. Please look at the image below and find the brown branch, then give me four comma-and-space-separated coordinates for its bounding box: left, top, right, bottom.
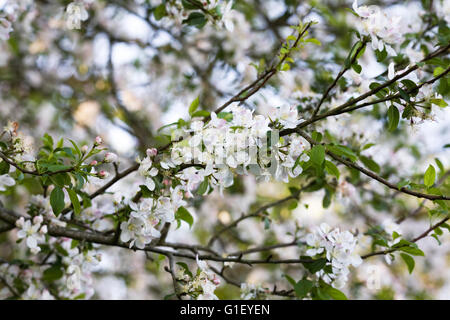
362, 215, 450, 259
212, 22, 313, 116
297, 130, 450, 201
312, 39, 368, 117
281, 42, 450, 136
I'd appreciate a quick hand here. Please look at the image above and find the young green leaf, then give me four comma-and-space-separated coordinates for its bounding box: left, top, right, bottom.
400, 253, 415, 274
294, 279, 314, 299
189, 97, 200, 115
424, 165, 436, 188
387, 105, 400, 132
67, 188, 81, 216
0, 160, 10, 175
50, 186, 65, 215
324, 160, 340, 179
175, 206, 194, 228
310, 145, 325, 166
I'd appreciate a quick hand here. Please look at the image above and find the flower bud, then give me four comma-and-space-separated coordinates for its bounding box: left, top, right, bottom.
90, 160, 98, 166
15, 217, 25, 228
33, 215, 43, 225
146, 148, 158, 157
98, 170, 109, 179
94, 136, 103, 146
104, 152, 118, 163
81, 145, 89, 153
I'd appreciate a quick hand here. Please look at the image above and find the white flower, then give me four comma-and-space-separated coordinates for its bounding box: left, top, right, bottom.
220, 1, 234, 32
274, 105, 303, 129
304, 223, 361, 288
17, 218, 45, 253
382, 218, 401, 236
352, 0, 403, 55
0, 174, 15, 191
66, 2, 89, 30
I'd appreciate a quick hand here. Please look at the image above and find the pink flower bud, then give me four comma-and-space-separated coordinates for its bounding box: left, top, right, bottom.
146, 148, 158, 157
163, 179, 171, 186
15, 217, 25, 228
90, 160, 98, 166
94, 136, 103, 145
104, 152, 118, 163
98, 170, 109, 179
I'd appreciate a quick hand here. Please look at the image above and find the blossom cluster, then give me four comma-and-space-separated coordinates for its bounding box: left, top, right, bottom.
59, 239, 101, 298
166, 105, 309, 192
0, 239, 100, 299
177, 257, 220, 300
305, 223, 362, 289
119, 190, 184, 249
118, 104, 309, 248
3, 121, 36, 171
15, 216, 47, 254
352, 0, 406, 55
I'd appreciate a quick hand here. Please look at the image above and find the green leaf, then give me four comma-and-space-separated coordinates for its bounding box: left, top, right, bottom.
181, 0, 202, 10
310, 145, 325, 166
67, 188, 81, 216
352, 63, 362, 74
387, 105, 400, 132
305, 38, 321, 46
43, 266, 64, 282
322, 284, 347, 300
191, 110, 210, 118
326, 145, 357, 162
311, 131, 323, 143
196, 178, 209, 195
433, 66, 445, 77
153, 4, 167, 20
430, 98, 448, 108
183, 12, 207, 28
360, 156, 380, 173
50, 186, 65, 215
0, 160, 10, 175
283, 274, 296, 287
424, 165, 436, 188
69, 139, 82, 158
175, 206, 194, 228
294, 279, 314, 298
301, 257, 327, 273
398, 246, 424, 256
189, 96, 200, 115
400, 253, 415, 274
324, 160, 340, 179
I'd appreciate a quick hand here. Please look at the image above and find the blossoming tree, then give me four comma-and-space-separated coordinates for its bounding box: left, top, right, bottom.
0, 0, 449, 300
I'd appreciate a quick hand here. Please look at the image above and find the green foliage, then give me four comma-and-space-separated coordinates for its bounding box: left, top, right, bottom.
175, 206, 194, 228
400, 253, 415, 274
424, 165, 436, 188
50, 186, 65, 215
387, 105, 400, 132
